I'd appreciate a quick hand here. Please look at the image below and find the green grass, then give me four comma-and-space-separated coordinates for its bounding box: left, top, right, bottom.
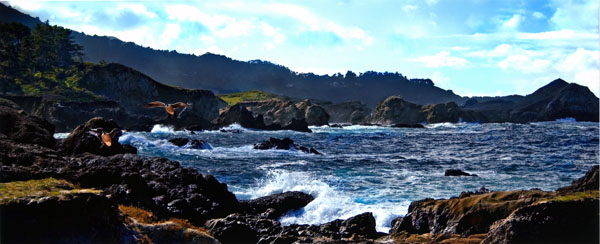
0, 178, 101, 204
547, 191, 599, 202
218, 90, 281, 106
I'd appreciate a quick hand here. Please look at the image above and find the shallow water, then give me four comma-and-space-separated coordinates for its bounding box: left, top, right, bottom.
113, 121, 598, 232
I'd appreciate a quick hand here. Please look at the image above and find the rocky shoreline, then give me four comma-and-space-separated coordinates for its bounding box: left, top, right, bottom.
1, 98, 598, 244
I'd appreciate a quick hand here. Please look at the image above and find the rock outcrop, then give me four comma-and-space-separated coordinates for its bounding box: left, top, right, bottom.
0, 98, 55, 148
238, 99, 329, 126
215, 103, 311, 132
557, 165, 599, 194
323, 101, 371, 124
369, 96, 487, 125
253, 137, 320, 154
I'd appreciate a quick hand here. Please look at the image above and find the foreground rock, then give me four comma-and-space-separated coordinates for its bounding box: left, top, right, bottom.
57, 117, 137, 156
0, 178, 143, 244
254, 137, 320, 154
0, 98, 55, 148
390, 166, 600, 243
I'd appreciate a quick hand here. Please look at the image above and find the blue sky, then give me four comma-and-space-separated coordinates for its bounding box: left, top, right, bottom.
7, 0, 599, 96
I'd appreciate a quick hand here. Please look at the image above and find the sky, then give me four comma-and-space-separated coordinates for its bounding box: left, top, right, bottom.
6, 0, 599, 97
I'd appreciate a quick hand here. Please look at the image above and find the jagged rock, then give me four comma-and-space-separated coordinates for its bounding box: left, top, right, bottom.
444, 169, 478, 177
280, 212, 382, 241
482, 198, 599, 244
557, 165, 598, 194
168, 138, 212, 150
57, 117, 136, 156
253, 137, 320, 154
323, 101, 371, 124
391, 190, 554, 236
205, 214, 277, 244
0, 98, 55, 148
295, 100, 329, 126
422, 102, 461, 123
240, 191, 314, 219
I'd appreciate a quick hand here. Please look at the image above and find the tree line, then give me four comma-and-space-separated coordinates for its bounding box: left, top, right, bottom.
0, 21, 84, 95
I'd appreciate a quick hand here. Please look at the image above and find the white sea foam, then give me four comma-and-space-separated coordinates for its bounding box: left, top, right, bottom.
150, 124, 176, 133
53, 133, 70, 139
238, 170, 408, 233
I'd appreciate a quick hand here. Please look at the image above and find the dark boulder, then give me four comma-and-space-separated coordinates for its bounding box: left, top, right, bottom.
253, 137, 320, 154
168, 138, 212, 150
482, 198, 599, 244
205, 214, 281, 244
57, 117, 136, 156
338, 212, 379, 239
240, 191, 314, 219
216, 103, 312, 132
445, 169, 477, 177
0, 98, 55, 148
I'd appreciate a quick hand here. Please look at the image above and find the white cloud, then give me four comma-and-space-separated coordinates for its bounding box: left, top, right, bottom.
415, 51, 469, 68
517, 29, 597, 40
426, 0, 439, 5
502, 14, 522, 29
117, 4, 157, 19
468, 44, 512, 57
159, 23, 181, 46
550, 0, 598, 31
431, 71, 450, 88
402, 5, 418, 12
498, 55, 551, 74
532, 11, 545, 19
164, 4, 254, 38
554, 48, 600, 95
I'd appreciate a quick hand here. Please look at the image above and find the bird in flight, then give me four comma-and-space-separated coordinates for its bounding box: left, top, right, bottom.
88, 128, 123, 147
144, 101, 191, 118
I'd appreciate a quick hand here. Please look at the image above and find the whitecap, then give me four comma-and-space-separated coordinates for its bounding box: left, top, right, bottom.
53, 133, 70, 139
150, 124, 175, 133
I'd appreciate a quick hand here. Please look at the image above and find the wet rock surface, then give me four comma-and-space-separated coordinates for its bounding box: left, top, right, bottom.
57, 117, 137, 156
444, 169, 478, 177
168, 138, 213, 150
254, 137, 320, 154
0, 98, 55, 148
240, 191, 315, 219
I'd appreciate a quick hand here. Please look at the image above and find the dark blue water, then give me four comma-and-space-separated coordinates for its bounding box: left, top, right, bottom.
109, 121, 598, 232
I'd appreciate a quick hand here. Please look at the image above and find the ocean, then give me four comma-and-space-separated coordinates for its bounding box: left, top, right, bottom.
78, 121, 598, 232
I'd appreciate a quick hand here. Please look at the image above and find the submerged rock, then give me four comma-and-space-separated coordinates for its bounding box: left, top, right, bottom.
168, 138, 212, 150
253, 137, 320, 154
445, 169, 478, 177
392, 123, 425, 128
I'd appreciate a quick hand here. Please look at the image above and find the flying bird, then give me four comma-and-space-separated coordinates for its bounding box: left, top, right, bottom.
145, 101, 191, 118
88, 128, 123, 147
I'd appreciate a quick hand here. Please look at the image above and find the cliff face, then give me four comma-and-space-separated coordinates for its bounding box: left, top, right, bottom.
323, 101, 371, 124
78, 63, 221, 122
238, 99, 329, 126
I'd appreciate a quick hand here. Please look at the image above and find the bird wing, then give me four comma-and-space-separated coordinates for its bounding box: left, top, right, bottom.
101, 133, 113, 147
170, 102, 189, 109
109, 128, 122, 140
144, 101, 166, 108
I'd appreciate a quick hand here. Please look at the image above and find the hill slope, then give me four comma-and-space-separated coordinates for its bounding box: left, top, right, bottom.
0, 3, 463, 108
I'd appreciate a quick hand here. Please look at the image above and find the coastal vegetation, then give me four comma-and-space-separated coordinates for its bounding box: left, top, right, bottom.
218, 90, 282, 106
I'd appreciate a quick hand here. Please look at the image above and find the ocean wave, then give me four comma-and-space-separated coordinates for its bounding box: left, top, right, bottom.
150, 124, 176, 133
237, 170, 408, 233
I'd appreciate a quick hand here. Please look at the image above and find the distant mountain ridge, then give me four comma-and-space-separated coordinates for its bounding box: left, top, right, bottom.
0, 3, 463, 108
